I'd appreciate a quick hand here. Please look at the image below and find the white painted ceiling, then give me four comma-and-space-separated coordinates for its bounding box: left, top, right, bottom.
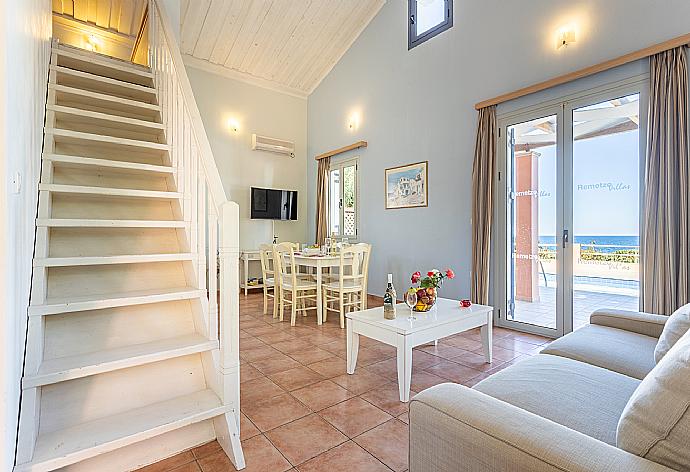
52, 0, 148, 37
180, 0, 385, 97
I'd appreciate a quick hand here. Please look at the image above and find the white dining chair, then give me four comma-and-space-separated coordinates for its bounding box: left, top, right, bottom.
322, 243, 371, 328
258, 243, 277, 318
273, 242, 319, 326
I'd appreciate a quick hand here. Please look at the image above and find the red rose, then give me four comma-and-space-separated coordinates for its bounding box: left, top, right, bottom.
411, 271, 421, 284
427, 271, 435, 277
445, 269, 455, 279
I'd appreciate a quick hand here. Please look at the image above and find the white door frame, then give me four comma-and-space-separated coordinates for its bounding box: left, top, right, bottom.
495, 104, 565, 337
494, 75, 649, 338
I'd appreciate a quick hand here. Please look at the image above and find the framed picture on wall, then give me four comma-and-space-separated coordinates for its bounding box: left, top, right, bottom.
385, 161, 428, 209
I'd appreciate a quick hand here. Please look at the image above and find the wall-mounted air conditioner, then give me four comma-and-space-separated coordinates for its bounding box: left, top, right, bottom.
251, 134, 295, 158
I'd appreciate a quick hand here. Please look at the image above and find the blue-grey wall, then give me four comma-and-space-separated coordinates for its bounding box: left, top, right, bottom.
307, 0, 690, 298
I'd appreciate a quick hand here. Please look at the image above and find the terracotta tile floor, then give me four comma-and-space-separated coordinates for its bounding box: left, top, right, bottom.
138, 292, 551, 472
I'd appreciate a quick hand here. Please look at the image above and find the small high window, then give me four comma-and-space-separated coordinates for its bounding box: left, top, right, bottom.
408, 0, 453, 49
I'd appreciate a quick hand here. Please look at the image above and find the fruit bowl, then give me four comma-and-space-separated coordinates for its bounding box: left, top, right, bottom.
413, 287, 437, 312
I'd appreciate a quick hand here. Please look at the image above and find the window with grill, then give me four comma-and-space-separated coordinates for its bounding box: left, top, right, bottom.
328, 158, 359, 239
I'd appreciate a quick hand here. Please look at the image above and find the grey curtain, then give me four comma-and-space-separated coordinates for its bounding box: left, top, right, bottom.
641, 46, 689, 314
471, 106, 497, 304
315, 156, 330, 245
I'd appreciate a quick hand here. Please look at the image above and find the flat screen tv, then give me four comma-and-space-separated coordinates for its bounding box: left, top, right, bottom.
250, 187, 298, 220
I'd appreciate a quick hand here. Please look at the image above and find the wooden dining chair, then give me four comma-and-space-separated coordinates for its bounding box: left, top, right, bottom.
258, 243, 277, 318
279, 241, 313, 279
273, 242, 319, 326
322, 243, 371, 328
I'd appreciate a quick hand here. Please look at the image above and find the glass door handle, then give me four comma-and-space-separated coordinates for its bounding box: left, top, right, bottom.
562, 229, 569, 248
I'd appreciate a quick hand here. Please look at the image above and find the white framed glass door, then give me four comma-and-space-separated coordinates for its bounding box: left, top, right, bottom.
497, 105, 565, 337
496, 80, 646, 338
564, 88, 644, 333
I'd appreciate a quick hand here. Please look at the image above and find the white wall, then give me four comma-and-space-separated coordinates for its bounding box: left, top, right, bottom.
307, 0, 690, 298
0, 0, 51, 468
186, 65, 309, 250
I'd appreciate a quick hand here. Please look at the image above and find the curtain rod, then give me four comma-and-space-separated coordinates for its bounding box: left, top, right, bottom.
475, 32, 690, 110
315, 141, 367, 160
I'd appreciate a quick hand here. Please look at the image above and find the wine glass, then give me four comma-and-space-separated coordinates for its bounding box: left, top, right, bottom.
405, 289, 418, 321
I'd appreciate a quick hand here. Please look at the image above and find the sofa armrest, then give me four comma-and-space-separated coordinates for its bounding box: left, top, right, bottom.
589, 309, 667, 338
409, 383, 673, 472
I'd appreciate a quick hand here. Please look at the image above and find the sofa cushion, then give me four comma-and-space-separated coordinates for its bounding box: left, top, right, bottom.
540, 324, 657, 380
474, 354, 640, 445
617, 328, 690, 471
654, 302, 690, 363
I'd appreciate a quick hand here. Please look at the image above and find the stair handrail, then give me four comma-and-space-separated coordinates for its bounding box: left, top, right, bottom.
147, 1, 244, 467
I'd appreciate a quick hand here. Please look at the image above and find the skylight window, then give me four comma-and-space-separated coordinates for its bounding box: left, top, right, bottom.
408, 0, 453, 49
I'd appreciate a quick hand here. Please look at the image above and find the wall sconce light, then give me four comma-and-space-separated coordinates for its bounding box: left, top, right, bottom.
556, 26, 576, 50
226, 118, 240, 133
348, 112, 361, 131
85, 34, 99, 52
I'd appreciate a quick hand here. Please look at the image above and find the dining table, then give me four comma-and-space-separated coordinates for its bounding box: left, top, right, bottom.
288, 252, 352, 325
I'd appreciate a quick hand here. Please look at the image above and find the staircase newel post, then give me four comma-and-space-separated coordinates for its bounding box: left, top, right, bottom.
216, 200, 245, 469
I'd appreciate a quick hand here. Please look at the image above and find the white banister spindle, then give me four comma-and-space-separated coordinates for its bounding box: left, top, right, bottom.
208, 198, 219, 341
190, 144, 198, 272
195, 173, 205, 288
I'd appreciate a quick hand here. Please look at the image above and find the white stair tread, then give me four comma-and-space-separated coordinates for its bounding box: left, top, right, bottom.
40, 183, 181, 199
36, 218, 185, 228
29, 286, 204, 316
52, 65, 157, 96
16, 389, 227, 472
54, 44, 153, 78
50, 83, 160, 112
44, 154, 173, 174
48, 104, 164, 130
34, 253, 194, 267
46, 128, 169, 151
24, 334, 218, 388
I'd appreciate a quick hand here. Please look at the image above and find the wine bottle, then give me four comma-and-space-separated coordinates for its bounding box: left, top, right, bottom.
383, 274, 397, 320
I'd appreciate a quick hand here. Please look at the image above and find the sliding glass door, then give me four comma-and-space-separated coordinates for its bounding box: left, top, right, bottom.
497, 83, 645, 337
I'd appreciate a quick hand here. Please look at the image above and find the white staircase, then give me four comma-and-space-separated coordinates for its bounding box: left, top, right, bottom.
14, 3, 245, 470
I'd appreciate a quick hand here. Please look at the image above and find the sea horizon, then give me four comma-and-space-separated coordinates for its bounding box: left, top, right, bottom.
539, 234, 639, 251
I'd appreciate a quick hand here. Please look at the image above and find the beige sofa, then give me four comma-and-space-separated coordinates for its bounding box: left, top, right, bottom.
409, 309, 690, 472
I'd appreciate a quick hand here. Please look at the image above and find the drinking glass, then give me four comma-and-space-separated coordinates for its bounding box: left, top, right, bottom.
405, 289, 418, 321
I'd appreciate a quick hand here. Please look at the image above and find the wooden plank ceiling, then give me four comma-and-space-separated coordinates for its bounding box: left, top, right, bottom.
52, 0, 148, 37
180, 0, 385, 97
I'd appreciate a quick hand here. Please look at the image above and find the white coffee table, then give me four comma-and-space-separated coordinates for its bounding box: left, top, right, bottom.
346, 298, 494, 402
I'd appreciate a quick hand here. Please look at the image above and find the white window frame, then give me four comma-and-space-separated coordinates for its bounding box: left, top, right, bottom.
328, 156, 359, 240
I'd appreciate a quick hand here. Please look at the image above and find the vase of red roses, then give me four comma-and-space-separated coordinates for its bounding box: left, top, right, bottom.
410, 269, 455, 312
